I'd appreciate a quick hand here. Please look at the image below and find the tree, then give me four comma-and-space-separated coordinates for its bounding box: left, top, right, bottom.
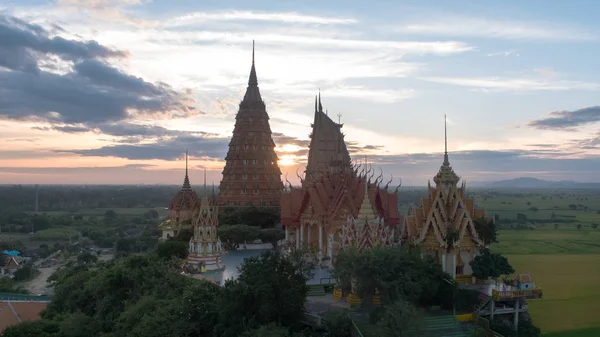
332, 246, 446, 306
1, 320, 59, 337
592, 223, 598, 230
372, 300, 425, 337
217, 251, 311, 337
156, 240, 188, 260
241, 323, 301, 337
554, 224, 559, 230
474, 217, 497, 245
259, 228, 285, 248
76, 252, 98, 265
104, 209, 117, 219
218, 224, 260, 250
577, 224, 582, 230
470, 248, 515, 280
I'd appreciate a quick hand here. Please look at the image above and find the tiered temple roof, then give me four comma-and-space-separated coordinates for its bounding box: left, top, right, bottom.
218, 42, 284, 206
169, 151, 199, 211
401, 116, 484, 252
305, 94, 351, 181
281, 98, 400, 231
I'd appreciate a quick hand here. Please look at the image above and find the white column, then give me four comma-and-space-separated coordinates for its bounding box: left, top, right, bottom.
285, 227, 289, 242
442, 253, 446, 273
318, 225, 323, 255
295, 229, 300, 249
307, 224, 311, 248
452, 253, 457, 279
300, 223, 304, 247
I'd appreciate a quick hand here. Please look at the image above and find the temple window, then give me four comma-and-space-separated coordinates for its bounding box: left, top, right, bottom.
253, 144, 257, 149
253, 188, 259, 194
244, 144, 249, 149
253, 159, 257, 164
242, 174, 248, 179
243, 159, 248, 165
241, 188, 247, 194
253, 174, 258, 179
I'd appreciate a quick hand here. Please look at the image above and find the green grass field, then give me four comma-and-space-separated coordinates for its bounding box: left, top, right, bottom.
479, 191, 600, 336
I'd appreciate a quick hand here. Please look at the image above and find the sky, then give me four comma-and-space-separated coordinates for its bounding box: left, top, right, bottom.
0, 0, 599, 186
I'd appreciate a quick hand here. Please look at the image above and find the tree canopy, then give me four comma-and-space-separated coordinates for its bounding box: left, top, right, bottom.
469, 248, 515, 280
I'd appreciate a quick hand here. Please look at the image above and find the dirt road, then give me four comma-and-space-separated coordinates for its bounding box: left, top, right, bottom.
25, 266, 58, 295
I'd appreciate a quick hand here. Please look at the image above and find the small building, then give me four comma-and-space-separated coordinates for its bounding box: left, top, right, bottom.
517, 273, 535, 291
1, 257, 20, 276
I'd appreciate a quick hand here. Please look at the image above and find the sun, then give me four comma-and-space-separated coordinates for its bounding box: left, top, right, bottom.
278, 155, 296, 167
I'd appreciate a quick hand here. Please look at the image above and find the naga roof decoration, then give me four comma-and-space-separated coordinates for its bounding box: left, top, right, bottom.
402, 115, 484, 250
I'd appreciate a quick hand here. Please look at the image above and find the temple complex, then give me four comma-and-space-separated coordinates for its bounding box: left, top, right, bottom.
187, 184, 224, 271
160, 151, 199, 239
401, 116, 485, 280
218, 42, 284, 207
280, 96, 400, 265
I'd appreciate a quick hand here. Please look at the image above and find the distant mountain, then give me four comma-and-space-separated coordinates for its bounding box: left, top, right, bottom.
480, 177, 600, 189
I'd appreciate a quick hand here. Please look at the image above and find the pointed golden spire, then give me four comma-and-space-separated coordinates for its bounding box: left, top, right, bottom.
443, 114, 450, 166
182, 149, 191, 190
318, 89, 323, 113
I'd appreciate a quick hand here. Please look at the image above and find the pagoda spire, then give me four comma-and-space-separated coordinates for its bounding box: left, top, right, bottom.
318, 90, 323, 113
182, 149, 191, 190
443, 114, 450, 167
248, 40, 257, 86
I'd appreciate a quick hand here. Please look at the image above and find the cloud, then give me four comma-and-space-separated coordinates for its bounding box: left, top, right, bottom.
57, 134, 229, 160
486, 50, 518, 57
420, 76, 600, 92
396, 16, 597, 41
527, 106, 600, 131
0, 14, 125, 73
0, 14, 197, 125
573, 133, 600, 150
168, 11, 358, 26
56, 0, 153, 27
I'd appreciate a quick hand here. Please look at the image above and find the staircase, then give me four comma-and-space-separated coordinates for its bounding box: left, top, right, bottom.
307, 284, 326, 297
424, 315, 468, 337
473, 293, 492, 315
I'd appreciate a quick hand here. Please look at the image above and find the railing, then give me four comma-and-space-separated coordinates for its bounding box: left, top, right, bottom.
347, 314, 365, 337
320, 277, 336, 285
491, 288, 543, 300
0, 292, 51, 302
301, 310, 324, 327
474, 315, 504, 337
455, 274, 473, 283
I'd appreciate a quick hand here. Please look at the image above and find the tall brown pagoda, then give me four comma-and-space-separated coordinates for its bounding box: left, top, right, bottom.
218, 42, 284, 207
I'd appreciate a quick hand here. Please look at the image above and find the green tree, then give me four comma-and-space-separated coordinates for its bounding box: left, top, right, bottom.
217, 251, 311, 337
76, 251, 98, 265
241, 323, 301, 337
577, 224, 582, 230
474, 217, 498, 245
1, 320, 59, 337
470, 248, 515, 280
104, 209, 117, 219
156, 240, 188, 260
218, 224, 260, 250
372, 300, 425, 337
259, 228, 285, 248
592, 223, 598, 230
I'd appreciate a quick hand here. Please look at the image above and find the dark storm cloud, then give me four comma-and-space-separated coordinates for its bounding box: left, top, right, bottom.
0, 15, 125, 73
57, 135, 230, 160
0, 14, 196, 125
528, 106, 600, 130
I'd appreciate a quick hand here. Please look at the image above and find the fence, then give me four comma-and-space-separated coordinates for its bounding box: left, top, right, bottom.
474, 315, 504, 337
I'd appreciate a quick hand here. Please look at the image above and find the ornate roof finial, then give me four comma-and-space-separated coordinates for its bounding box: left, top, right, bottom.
182, 149, 191, 190
318, 89, 323, 113
443, 114, 450, 166
248, 40, 258, 86
314, 95, 318, 113
337, 113, 342, 124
